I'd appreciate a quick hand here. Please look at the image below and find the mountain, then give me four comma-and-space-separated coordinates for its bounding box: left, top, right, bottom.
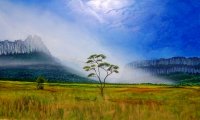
0, 35, 93, 83
0, 35, 50, 55
127, 57, 200, 84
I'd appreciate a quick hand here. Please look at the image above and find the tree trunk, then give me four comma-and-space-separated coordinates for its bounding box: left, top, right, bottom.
100, 87, 104, 97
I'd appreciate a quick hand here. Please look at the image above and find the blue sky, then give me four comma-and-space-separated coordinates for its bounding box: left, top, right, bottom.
1, 0, 200, 61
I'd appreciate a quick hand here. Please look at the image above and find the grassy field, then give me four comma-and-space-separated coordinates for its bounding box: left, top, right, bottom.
0, 81, 200, 120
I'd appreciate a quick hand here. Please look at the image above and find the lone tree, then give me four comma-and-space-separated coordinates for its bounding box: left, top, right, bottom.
83, 54, 119, 97
36, 76, 47, 90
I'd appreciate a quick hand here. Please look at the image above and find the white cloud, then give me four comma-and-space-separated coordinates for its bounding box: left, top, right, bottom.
65, 0, 135, 25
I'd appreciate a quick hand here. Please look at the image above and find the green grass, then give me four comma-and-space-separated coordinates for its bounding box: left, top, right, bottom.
0, 81, 200, 120
159, 72, 200, 85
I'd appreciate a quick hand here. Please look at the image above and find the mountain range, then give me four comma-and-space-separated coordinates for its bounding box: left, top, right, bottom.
128, 57, 200, 74
127, 57, 200, 84
0, 35, 93, 83
1, 35, 200, 84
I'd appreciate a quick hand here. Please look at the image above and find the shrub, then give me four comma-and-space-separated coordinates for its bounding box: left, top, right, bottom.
36, 76, 47, 90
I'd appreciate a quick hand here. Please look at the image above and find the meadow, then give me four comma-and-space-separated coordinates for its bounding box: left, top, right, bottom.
0, 81, 200, 120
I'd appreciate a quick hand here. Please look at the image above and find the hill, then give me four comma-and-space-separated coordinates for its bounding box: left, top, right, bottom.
127, 57, 200, 84
0, 36, 94, 83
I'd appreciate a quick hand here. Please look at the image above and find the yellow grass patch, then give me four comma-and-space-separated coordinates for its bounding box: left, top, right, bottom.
0, 81, 199, 120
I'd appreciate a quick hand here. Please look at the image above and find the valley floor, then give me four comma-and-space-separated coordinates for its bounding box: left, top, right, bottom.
0, 81, 200, 120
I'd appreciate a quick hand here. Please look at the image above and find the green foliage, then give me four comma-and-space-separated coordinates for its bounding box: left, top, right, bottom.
88, 73, 96, 77
0, 64, 94, 83
96, 54, 106, 59
98, 62, 110, 67
36, 76, 47, 90
83, 54, 119, 96
0, 52, 94, 83
159, 72, 200, 84
83, 54, 119, 80
83, 66, 91, 71
86, 60, 93, 64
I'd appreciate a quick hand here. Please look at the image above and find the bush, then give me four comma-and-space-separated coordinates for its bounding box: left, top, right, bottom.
36, 76, 47, 90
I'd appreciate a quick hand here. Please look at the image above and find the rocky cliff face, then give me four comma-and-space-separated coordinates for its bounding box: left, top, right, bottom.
127, 57, 200, 74
0, 35, 50, 55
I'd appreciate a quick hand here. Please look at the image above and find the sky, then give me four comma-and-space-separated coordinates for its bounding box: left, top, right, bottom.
0, 0, 199, 83
1, 0, 200, 60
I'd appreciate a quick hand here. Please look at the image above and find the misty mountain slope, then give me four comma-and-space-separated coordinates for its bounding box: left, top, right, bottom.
127, 57, 200, 84
0, 36, 94, 83
0, 52, 56, 65
0, 64, 92, 83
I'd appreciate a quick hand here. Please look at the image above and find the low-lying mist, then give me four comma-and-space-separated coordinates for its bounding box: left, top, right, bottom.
118, 67, 173, 84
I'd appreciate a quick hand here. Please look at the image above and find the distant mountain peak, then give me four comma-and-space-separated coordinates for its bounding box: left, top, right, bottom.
127, 57, 200, 74
0, 35, 50, 55
25, 35, 42, 43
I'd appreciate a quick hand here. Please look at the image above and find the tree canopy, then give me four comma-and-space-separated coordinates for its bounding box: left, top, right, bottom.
83, 54, 119, 96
